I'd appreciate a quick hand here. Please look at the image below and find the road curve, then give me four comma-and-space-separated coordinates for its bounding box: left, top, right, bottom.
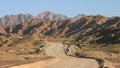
44, 42, 99, 68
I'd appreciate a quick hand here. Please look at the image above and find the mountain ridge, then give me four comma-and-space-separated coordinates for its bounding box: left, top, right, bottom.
0, 11, 120, 45
0, 11, 86, 26
0, 15, 120, 45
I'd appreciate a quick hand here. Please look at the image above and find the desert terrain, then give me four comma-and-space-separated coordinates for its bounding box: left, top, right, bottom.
0, 11, 120, 68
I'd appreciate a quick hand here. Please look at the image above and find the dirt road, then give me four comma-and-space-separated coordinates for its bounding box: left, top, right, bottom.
44, 42, 99, 68
10, 42, 99, 68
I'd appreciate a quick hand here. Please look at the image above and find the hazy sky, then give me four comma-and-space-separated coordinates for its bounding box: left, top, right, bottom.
0, 0, 119, 17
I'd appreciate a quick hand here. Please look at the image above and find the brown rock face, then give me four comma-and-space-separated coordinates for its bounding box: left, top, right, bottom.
0, 14, 120, 44
0, 26, 6, 35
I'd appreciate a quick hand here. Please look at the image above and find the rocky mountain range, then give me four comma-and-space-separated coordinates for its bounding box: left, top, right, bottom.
0, 11, 66, 26
0, 13, 120, 44
0, 11, 86, 26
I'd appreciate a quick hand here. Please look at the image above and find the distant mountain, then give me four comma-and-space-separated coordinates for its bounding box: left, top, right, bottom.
0, 11, 69, 26
71, 14, 85, 22
0, 14, 34, 26
36, 11, 68, 21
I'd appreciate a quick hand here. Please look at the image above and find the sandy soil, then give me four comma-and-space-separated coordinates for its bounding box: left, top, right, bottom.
0, 56, 53, 68
10, 42, 99, 68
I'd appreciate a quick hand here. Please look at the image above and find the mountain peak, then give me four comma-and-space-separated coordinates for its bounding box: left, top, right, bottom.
71, 14, 85, 21
39, 11, 54, 15
42, 11, 53, 13
37, 11, 68, 21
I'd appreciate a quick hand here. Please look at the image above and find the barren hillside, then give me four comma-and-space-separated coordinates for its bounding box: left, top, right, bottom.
0, 13, 120, 68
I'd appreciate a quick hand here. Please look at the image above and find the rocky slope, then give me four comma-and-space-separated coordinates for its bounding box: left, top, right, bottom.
1, 15, 120, 45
